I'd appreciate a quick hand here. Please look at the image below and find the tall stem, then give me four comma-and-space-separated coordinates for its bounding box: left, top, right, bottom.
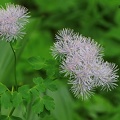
8, 107, 15, 117
10, 42, 18, 91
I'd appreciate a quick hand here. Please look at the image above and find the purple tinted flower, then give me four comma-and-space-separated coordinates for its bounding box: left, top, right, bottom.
51, 28, 119, 99
0, 3, 30, 42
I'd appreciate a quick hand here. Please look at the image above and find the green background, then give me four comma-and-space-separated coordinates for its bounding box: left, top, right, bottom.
0, 0, 120, 120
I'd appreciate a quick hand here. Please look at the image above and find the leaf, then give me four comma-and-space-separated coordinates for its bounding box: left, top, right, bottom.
43, 95, 55, 111
10, 116, 23, 120
12, 91, 23, 107
39, 107, 50, 118
47, 84, 57, 91
45, 60, 56, 77
30, 87, 40, 97
0, 115, 8, 120
18, 85, 30, 101
47, 83, 74, 120
33, 77, 46, 92
36, 84, 46, 93
83, 95, 114, 114
46, 68, 55, 78
32, 97, 44, 114
33, 77, 44, 85
0, 83, 7, 94
44, 80, 57, 91
0, 115, 23, 120
1, 91, 12, 108
28, 56, 46, 70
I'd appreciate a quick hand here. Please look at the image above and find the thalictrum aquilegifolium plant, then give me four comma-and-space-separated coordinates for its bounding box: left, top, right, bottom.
0, 3, 57, 120
0, 2, 119, 120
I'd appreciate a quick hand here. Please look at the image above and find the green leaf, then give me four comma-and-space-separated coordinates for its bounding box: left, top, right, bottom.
18, 85, 30, 101
33, 77, 44, 85
0, 115, 23, 120
47, 84, 57, 91
32, 97, 44, 114
0, 115, 8, 120
45, 60, 56, 77
1, 91, 12, 108
43, 95, 55, 111
0, 83, 7, 94
33, 77, 46, 92
36, 84, 46, 93
39, 107, 50, 118
44, 80, 57, 91
10, 116, 23, 120
46, 68, 55, 78
30, 87, 40, 97
28, 56, 46, 70
12, 91, 23, 107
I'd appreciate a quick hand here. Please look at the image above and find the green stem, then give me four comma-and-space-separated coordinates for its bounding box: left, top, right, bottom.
8, 107, 15, 116
10, 42, 18, 91
0, 104, 1, 116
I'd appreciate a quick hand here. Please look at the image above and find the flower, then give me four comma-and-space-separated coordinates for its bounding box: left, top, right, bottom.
51, 28, 119, 99
0, 3, 30, 42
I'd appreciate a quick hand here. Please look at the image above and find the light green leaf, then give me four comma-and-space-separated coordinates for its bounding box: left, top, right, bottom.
44, 80, 57, 91
33, 77, 44, 85
10, 116, 23, 120
30, 87, 40, 97
28, 56, 46, 70
45, 60, 56, 77
0, 83, 7, 94
18, 85, 30, 101
1, 91, 12, 108
33, 77, 46, 92
36, 84, 46, 93
12, 91, 23, 107
32, 97, 44, 114
43, 95, 55, 111
47, 84, 57, 91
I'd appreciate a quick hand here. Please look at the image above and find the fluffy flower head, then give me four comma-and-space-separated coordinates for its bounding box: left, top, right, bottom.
0, 3, 30, 42
51, 28, 119, 99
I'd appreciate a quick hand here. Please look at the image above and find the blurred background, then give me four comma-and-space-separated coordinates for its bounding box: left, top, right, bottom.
0, 0, 120, 120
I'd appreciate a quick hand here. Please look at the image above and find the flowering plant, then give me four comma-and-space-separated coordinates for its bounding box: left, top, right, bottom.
0, 3, 119, 120
0, 3, 57, 120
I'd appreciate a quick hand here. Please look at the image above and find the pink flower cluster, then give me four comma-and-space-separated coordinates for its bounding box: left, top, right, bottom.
51, 28, 119, 99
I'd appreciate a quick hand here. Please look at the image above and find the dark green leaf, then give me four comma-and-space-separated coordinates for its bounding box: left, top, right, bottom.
39, 107, 50, 118
10, 116, 23, 120
0, 115, 8, 120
